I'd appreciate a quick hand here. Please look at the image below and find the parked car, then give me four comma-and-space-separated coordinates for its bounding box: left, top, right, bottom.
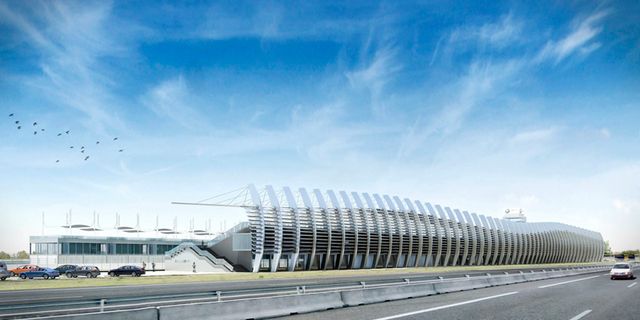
108, 265, 145, 277
55, 264, 78, 275
19, 267, 60, 280
9, 264, 39, 277
0, 261, 10, 281
65, 266, 100, 278
610, 263, 635, 280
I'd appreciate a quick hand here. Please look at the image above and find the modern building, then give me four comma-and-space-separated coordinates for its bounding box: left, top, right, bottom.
199, 185, 603, 272
30, 185, 605, 273
29, 235, 195, 270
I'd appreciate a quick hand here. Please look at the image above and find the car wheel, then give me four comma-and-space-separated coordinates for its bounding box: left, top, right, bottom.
29, 277, 33, 279
43, 274, 49, 280
131, 272, 137, 277
10, 272, 15, 277
66, 272, 72, 278
109, 272, 116, 277
1, 277, 6, 281
20, 274, 27, 280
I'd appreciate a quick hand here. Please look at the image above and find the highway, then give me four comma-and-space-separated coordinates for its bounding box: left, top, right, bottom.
0, 265, 624, 319
279, 271, 639, 320
0, 266, 567, 309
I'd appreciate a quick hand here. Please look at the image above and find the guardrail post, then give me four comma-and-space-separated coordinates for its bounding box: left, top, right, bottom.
360, 281, 366, 288
530, 270, 534, 273
438, 276, 444, 281
503, 272, 508, 275
100, 299, 105, 313
301, 285, 306, 294
465, 274, 470, 278
519, 271, 524, 274
216, 291, 222, 302
486, 273, 491, 277
404, 278, 410, 284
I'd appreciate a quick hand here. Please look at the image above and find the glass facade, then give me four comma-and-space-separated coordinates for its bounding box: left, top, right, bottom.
33, 241, 178, 256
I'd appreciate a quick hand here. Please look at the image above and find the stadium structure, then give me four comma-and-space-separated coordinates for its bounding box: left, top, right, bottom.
168, 185, 605, 273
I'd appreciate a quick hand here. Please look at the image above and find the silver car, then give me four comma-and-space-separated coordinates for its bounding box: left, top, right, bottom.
0, 261, 10, 281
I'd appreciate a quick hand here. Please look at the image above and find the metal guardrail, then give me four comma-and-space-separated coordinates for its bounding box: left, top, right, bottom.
0, 264, 620, 319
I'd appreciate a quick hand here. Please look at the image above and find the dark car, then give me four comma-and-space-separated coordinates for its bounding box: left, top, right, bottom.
0, 261, 10, 281
55, 264, 78, 275
108, 265, 145, 277
19, 267, 59, 280
65, 266, 100, 278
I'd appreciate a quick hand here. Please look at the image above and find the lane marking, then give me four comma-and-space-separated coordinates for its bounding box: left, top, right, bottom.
569, 309, 592, 320
538, 276, 600, 289
371, 291, 519, 320
628, 282, 637, 288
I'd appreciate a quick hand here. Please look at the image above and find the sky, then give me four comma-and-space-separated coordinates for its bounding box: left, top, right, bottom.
0, 1, 639, 253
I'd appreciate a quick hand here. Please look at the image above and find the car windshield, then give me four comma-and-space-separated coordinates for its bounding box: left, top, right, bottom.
613, 264, 630, 269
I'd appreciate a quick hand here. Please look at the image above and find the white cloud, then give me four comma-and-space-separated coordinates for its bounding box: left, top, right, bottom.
0, 2, 128, 134
536, 10, 610, 64
141, 76, 210, 130
346, 46, 402, 115
397, 59, 523, 158
510, 127, 559, 144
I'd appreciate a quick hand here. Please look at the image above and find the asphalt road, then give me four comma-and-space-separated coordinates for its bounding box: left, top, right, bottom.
0, 266, 570, 308
278, 270, 639, 320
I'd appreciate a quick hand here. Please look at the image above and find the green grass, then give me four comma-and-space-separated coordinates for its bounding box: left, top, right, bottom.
0, 262, 608, 291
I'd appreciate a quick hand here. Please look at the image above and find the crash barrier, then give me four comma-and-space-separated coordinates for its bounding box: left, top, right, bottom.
156, 266, 609, 320
29, 266, 611, 320
37, 307, 158, 320
157, 291, 344, 320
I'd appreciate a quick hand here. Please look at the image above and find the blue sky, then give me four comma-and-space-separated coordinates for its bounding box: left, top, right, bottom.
1, 1, 639, 253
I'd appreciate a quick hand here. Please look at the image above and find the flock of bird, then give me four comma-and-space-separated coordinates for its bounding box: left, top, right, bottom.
8, 113, 124, 163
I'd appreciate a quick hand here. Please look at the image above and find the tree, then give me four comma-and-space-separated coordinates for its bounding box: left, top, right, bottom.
604, 240, 612, 256
15, 250, 29, 260
0, 251, 10, 260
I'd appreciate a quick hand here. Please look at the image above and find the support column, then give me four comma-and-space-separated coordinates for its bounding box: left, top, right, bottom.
248, 184, 265, 273
299, 188, 316, 271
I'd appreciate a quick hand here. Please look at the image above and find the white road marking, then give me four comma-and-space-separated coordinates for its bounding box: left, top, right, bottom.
538, 275, 600, 289
371, 291, 519, 320
628, 282, 637, 288
569, 309, 592, 320
602, 273, 610, 276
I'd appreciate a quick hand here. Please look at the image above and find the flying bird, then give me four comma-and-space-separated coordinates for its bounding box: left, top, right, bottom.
14, 121, 19, 124
33, 122, 37, 126
70, 146, 74, 149
33, 131, 37, 135
41, 128, 45, 132
9, 113, 13, 117
57, 133, 62, 136
81, 150, 85, 153
81, 146, 85, 149
65, 130, 70, 134
55, 160, 60, 163
118, 149, 124, 152
17, 126, 21, 130
84, 156, 90, 161
96, 141, 100, 145
113, 137, 118, 141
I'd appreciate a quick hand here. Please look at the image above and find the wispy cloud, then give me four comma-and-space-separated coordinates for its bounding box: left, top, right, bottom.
397, 59, 523, 158
141, 75, 209, 130
346, 46, 402, 115
536, 10, 610, 64
509, 127, 559, 144
0, 1, 128, 133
